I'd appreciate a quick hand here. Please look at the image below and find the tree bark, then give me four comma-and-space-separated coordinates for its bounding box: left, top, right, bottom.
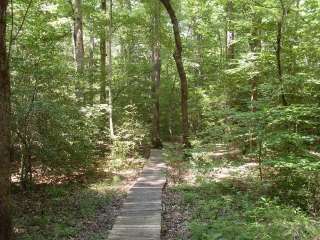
151, 0, 162, 148
108, 0, 115, 139
248, 15, 262, 151
73, 0, 85, 100
20, 138, 32, 190
160, 0, 190, 148
88, 22, 95, 105
100, 0, 107, 104
276, 0, 289, 106
0, 0, 13, 239
249, 16, 262, 112
226, 0, 235, 60
119, 0, 132, 88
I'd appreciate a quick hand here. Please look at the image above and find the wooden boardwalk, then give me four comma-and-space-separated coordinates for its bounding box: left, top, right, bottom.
108, 149, 166, 240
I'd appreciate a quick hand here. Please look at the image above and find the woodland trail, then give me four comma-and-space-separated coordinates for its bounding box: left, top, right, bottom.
107, 149, 166, 240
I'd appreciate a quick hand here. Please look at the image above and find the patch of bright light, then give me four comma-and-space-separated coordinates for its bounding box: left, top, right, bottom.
40, 3, 58, 13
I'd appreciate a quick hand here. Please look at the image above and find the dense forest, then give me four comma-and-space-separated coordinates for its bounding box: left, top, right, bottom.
0, 0, 320, 239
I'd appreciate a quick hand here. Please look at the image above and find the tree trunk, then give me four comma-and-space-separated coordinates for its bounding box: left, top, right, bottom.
73, 0, 85, 100
276, 0, 289, 106
249, 15, 262, 151
89, 38, 95, 104
88, 21, 95, 105
100, 0, 107, 104
120, 0, 133, 85
249, 16, 262, 112
160, 0, 190, 148
108, 0, 115, 139
226, 0, 235, 60
0, 1, 13, 239
20, 144, 32, 190
151, 0, 162, 148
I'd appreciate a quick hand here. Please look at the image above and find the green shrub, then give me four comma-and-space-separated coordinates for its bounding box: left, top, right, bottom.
111, 105, 149, 168
179, 181, 320, 240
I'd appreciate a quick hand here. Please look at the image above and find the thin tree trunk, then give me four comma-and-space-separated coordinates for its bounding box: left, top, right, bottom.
160, 0, 190, 148
249, 15, 262, 151
226, 0, 235, 60
73, 0, 85, 100
224, 0, 236, 145
195, 33, 203, 86
151, 0, 162, 148
120, 0, 132, 84
126, 0, 132, 59
20, 143, 32, 190
276, 0, 289, 106
100, 0, 107, 103
108, 0, 115, 139
88, 21, 95, 105
168, 74, 177, 139
0, 1, 13, 239
249, 16, 262, 113
194, 31, 203, 132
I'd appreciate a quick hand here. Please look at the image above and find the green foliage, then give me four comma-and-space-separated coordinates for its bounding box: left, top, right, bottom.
7, 0, 320, 237
12, 100, 95, 173
13, 178, 117, 240
178, 181, 320, 240
111, 105, 149, 167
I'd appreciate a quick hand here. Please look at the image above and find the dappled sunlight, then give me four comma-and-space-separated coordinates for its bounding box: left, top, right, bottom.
1, 0, 319, 238
12, 182, 121, 239
173, 178, 320, 240
11, 155, 145, 240
164, 142, 320, 239
208, 162, 258, 181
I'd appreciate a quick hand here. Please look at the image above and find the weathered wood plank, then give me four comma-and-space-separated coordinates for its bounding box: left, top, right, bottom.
107, 149, 166, 240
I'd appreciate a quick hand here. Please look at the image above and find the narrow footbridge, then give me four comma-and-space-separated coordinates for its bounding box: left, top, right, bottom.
108, 149, 166, 240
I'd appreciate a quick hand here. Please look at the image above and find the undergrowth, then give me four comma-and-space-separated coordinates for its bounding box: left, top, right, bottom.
178, 180, 320, 240
12, 177, 119, 240
165, 144, 320, 240
11, 156, 146, 240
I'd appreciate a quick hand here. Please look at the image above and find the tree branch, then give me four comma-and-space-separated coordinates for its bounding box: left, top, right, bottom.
8, 0, 33, 60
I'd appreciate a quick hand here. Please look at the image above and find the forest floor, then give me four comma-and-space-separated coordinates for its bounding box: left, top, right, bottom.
161, 143, 320, 240
12, 155, 146, 240
11, 144, 320, 240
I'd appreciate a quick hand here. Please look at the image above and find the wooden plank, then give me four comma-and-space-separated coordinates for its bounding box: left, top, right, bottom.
107, 149, 166, 240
